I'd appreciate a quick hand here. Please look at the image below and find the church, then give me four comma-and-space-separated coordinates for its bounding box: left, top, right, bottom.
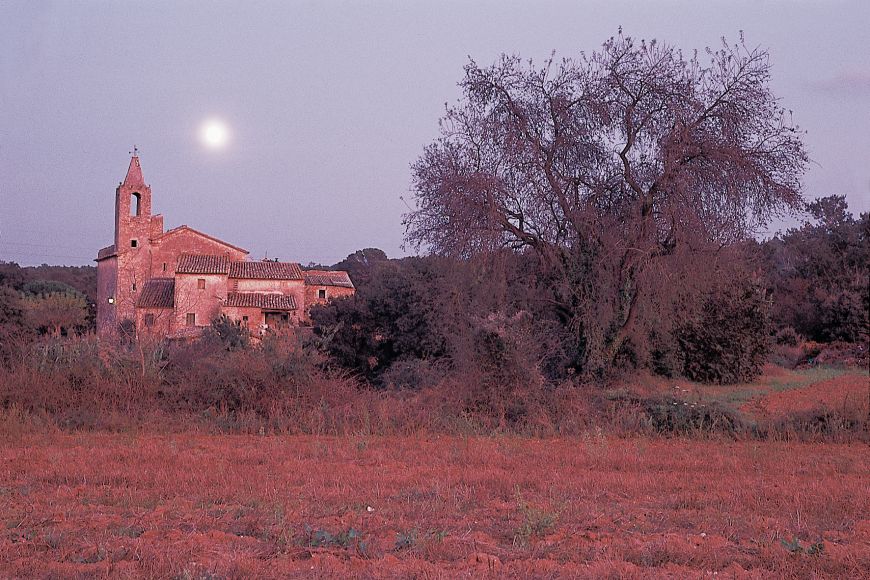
95, 153, 354, 338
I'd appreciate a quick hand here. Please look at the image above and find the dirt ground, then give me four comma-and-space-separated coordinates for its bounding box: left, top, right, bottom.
2, 432, 868, 578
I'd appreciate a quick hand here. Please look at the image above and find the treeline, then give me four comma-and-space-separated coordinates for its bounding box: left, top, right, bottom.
0, 263, 95, 357
0, 196, 865, 437
0, 194, 865, 382
0, 262, 96, 301
312, 196, 868, 389
757, 196, 868, 344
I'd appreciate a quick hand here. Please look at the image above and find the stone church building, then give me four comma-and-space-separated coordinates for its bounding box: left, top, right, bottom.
96, 154, 354, 337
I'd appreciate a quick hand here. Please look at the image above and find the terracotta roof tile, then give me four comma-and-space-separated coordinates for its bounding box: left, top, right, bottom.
225, 292, 297, 310
303, 270, 354, 288
229, 261, 303, 280
136, 278, 175, 308
176, 254, 230, 275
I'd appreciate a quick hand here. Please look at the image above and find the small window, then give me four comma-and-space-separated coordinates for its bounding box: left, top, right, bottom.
317, 288, 327, 300
131, 282, 136, 292
144, 313, 154, 327
186, 313, 195, 326
197, 278, 206, 290
162, 262, 167, 272
131, 239, 138, 248
242, 315, 249, 327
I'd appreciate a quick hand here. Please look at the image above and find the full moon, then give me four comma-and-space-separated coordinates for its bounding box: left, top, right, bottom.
199, 119, 229, 149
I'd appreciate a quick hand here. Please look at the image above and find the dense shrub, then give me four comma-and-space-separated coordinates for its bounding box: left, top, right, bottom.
446, 314, 549, 428
310, 257, 454, 384
774, 326, 801, 346
0, 328, 865, 441
639, 397, 745, 436
202, 314, 250, 351
677, 282, 771, 384
757, 196, 869, 344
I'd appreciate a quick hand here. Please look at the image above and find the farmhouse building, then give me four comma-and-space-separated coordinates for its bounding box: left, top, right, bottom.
95, 154, 354, 337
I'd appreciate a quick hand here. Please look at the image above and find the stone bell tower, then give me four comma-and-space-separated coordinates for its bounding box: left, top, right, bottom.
115, 152, 154, 250
96, 150, 165, 335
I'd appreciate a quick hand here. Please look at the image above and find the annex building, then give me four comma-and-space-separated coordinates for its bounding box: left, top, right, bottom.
95, 154, 354, 337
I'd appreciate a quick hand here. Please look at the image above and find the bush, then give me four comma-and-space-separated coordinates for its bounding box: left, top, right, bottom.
774, 326, 801, 346
310, 258, 454, 385
640, 396, 745, 436
379, 358, 445, 390
0, 329, 864, 441
677, 282, 771, 384
202, 314, 250, 351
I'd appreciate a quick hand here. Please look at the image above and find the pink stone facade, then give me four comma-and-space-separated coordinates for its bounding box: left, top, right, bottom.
96, 155, 355, 338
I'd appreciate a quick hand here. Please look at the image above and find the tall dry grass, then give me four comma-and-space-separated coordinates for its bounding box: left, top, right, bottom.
0, 333, 867, 441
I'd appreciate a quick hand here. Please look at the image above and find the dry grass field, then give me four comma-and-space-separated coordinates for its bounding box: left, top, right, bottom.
2, 431, 868, 578
1, 365, 867, 578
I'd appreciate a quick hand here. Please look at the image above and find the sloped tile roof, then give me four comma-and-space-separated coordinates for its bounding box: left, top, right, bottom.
225, 292, 297, 311
303, 270, 355, 288
136, 278, 175, 308
153, 225, 249, 255
96, 244, 117, 260
229, 261, 303, 280
176, 254, 230, 275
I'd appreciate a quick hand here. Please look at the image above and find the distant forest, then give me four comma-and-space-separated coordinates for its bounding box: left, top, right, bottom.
0, 262, 96, 302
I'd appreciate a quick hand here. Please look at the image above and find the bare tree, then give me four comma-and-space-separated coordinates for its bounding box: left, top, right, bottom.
405, 32, 808, 372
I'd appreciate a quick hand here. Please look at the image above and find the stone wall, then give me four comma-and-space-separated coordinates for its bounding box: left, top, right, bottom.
173, 273, 227, 329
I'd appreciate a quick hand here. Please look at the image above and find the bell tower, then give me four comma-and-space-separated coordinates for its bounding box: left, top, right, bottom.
115, 149, 154, 251
102, 150, 164, 332
97, 151, 168, 336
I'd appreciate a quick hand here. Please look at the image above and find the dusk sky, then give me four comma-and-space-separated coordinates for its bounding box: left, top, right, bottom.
2, 1, 868, 267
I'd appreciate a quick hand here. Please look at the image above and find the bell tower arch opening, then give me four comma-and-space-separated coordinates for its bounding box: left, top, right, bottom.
131, 192, 142, 216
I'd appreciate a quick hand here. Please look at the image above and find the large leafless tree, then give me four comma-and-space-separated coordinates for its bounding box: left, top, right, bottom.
405, 33, 808, 370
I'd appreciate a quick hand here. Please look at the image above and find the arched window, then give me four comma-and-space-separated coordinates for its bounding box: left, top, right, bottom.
131, 192, 141, 216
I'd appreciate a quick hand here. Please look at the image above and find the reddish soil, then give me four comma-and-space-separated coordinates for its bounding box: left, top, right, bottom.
741, 374, 869, 421
2, 434, 868, 578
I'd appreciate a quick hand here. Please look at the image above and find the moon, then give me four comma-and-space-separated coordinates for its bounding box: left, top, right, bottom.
199, 119, 230, 149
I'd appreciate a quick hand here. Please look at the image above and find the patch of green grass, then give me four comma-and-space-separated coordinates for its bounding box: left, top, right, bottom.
768, 366, 851, 390
702, 366, 854, 407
